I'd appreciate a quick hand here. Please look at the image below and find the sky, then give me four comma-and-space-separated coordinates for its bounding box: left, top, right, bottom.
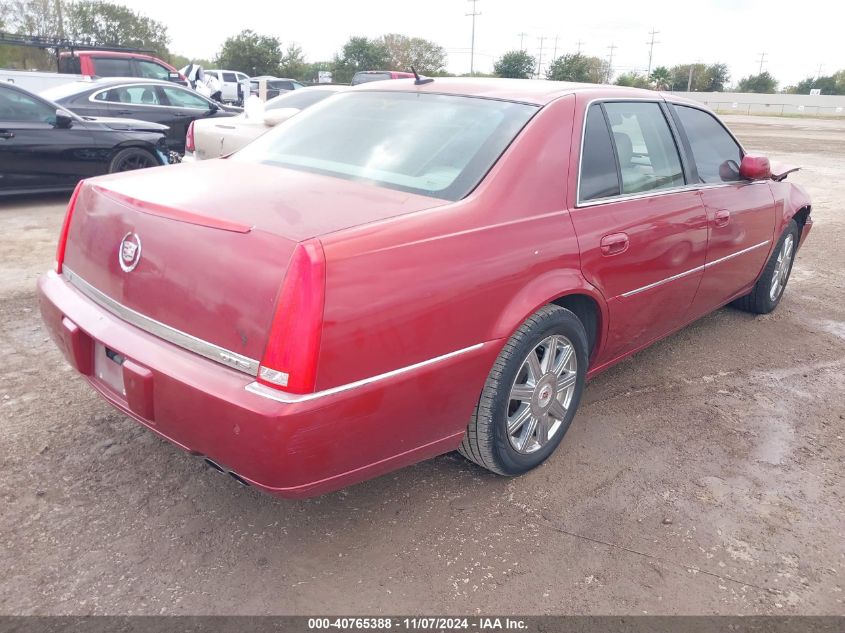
123, 0, 844, 87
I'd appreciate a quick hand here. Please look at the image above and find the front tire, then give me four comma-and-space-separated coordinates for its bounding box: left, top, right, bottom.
459, 305, 588, 476
732, 220, 800, 314
109, 147, 159, 174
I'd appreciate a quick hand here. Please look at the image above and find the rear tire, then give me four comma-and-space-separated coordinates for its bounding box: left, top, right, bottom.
109, 147, 159, 174
732, 220, 800, 314
458, 305, 588, 476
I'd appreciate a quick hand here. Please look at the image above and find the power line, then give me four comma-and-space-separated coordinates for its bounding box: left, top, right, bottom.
466, 0, 481, 75
646, 28, 660, 78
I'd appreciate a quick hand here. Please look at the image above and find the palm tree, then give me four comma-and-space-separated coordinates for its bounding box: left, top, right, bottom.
650, 66, 671, 91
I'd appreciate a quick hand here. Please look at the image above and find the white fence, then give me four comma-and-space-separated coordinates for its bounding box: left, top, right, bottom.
670, 92, 845, 117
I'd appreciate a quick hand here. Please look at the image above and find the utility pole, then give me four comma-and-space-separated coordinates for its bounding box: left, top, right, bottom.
757, 51, 767, 74
552, 35, 559, 62
687, 65, 694, 91
536, 35, 545, 79
576, 40, 584, 54
646, 28, 659, 78
518, 32, 528, 51
466, 0, 481, 75
606, 43, 617, 83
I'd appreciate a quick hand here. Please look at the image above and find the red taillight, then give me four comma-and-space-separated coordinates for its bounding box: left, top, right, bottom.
257, 240, 326, 394
185, 121, 195, 153
55, 180, 84, 273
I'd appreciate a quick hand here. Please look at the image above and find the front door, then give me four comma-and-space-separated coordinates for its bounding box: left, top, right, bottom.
570, 99, 709, 364
670, 104, 777, 315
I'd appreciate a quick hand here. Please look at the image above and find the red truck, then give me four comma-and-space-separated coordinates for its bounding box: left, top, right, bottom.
58, 50, 186, 82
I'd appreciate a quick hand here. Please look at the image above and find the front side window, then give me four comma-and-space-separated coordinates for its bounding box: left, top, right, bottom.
579, 105, 620, 201
0, 88, 55, 122
233, 91, 537, 201
137, 60, 170, 80
674, 105, 743, 183
160, 86, 211, 109
222, 72, 237, 82
603, 102, 685, 195
93, 57, 133, 77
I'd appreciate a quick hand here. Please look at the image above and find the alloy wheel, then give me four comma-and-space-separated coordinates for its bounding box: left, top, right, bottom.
770, 233, 795, 301
506, 334, 578, 454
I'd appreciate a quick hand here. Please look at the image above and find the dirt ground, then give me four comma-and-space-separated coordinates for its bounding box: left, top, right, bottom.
0, 115, 843, 616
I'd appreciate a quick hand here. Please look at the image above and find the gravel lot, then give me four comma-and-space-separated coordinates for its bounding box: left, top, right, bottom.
1, 115, 843, 616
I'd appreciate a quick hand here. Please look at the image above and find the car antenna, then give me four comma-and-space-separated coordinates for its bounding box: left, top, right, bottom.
412, 67, 434, 85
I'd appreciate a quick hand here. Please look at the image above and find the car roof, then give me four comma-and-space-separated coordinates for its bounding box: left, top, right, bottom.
349, 77, 660, 106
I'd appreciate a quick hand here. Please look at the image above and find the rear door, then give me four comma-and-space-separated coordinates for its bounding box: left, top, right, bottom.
670, 104, 777, 315
158, 85, 217, 151
569, 99, 709, 363
221, 72, 238, 101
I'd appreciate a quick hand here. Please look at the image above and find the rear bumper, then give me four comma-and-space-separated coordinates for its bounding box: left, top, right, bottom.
37, 271, 497, 499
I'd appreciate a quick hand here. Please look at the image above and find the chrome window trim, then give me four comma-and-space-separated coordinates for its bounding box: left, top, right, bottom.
88, 83, 212, 110
575, 97, 751, 208
245, 343, 486, 404
619, 239, 771, 298
63, 267, 259, 376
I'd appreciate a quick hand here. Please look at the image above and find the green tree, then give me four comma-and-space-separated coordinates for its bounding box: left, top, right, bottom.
278, 43, 308, 80
168, 53, 212, 70
331, 36, 389, 83
788, 70, 845, 95
737, 71, 778, 93
65, 1, 169, 56
493, 50, 535, 79
615, 72, 650, 88
649, 65, 670, 90
545, 53, 609, 83
668, 63, 729, 92
215, 30, 281, 76
380, 33, 446, 74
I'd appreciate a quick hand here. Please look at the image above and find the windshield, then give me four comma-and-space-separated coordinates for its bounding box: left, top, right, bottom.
232, 92, 537, 200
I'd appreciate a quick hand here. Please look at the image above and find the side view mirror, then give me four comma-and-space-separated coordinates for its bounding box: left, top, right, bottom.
54, 109, 74, 129
739, 155, 771, 181
207, 102, 219, 114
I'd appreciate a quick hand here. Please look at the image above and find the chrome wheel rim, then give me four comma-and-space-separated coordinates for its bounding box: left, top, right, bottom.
507, 335, 578, 455
770, 234, 795, 301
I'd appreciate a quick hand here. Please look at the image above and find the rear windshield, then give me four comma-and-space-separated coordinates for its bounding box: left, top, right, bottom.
266, 89, 337, 111
352, 72, 392, 85
232, 92, 537, 200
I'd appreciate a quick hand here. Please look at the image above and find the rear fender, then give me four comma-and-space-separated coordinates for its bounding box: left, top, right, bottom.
491, 268, 608, 360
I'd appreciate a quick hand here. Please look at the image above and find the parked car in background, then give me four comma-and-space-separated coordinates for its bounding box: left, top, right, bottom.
184, 85, 345, 161
203, 69, 251, 104
0, 82, 168, 195
351, 70, 415, 85
57, 51, 187, 84
250, 76, 305, 100
37, 79, 812, 499
42, 79, 239, 153
1, 50, 188, 93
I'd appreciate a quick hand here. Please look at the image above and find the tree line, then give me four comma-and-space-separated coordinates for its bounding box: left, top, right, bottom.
493, 49, 845, 95
2, 1, 843, 94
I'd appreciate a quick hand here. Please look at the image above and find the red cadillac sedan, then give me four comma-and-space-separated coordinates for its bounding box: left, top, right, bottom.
38, 79, 812, 498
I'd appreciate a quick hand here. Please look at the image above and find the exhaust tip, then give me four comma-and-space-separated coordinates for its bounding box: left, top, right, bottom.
228, 471, 251, 487
203, 458, 225, 473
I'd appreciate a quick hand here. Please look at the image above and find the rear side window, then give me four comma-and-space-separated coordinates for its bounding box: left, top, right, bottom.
160, 86, 211, 109
97, 85, 161, 105
603, 102, 684, 195
58, 56, 81, 74
222, 72, 237, 82
93, 57, 133, 77
137, 60, 170, 80
579, 105, 620, 202
674, 105, 743, 183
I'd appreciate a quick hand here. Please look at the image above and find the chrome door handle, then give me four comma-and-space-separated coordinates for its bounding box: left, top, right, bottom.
0, 130, 14, 139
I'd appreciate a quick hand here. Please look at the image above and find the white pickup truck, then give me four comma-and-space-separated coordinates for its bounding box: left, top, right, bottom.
202, 69, 251, 105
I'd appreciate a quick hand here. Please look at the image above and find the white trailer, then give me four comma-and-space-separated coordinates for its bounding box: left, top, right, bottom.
0, 69, 92, 93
